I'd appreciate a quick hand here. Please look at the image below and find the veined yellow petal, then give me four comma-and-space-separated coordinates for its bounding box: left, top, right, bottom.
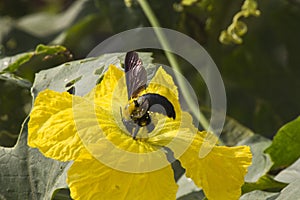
147, 67, 180, 114
67, 155, 178, 200
28, 60, 252, 200
147, 67, 178, 99
147, 112, 197, 154
28, 89, 87, 161
86, 64, 126, 110
178, 132, 252, 200
27, 65, 127, 162
76, 103, 171, 173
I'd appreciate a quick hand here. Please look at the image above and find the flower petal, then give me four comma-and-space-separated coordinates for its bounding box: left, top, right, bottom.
146, 67, 252, 199
178, 132, 252, 200
86, 64, 125, 110
76, 103, 172, 173
147, 112, 197, 156
147, 67, 180, 113
67, 155, 178, 200
28, 65, 125, 161
28, 89, 87, 161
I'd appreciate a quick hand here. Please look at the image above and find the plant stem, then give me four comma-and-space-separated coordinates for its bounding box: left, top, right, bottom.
137, 0, 209, 130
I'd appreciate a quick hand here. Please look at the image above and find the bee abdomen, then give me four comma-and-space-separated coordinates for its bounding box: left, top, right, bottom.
141, 93, 176, 119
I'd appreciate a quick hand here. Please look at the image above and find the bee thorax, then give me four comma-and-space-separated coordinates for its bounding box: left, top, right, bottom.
125, 96, 149, 120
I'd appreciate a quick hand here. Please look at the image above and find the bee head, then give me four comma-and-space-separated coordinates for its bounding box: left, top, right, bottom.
123, 97, 149, 120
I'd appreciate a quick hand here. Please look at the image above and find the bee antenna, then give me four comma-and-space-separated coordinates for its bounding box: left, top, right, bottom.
133, 100, 139, 107
119, 107, 123, 118
132, 125, 140, 139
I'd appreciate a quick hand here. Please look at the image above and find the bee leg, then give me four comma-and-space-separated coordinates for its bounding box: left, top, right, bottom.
120, 107, 136, 136
146, 122, 155, 133
67, 86, 75, 94
132, 125, 140, 139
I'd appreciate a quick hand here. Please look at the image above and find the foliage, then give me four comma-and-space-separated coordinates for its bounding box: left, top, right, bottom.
219, 0, 261, 44
0, 0, 300, 199
265, 117, 300, 170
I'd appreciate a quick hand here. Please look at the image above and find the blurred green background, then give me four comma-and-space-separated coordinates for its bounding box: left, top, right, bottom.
1, 0, 300, 147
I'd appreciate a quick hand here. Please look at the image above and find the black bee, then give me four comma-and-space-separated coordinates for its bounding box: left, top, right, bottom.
121, 51, 176, 139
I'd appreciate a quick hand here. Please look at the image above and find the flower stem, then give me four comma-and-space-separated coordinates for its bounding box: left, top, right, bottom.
137, 0, 209, 130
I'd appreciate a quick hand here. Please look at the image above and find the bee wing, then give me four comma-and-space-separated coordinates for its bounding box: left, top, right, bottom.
125, 51, 147, 99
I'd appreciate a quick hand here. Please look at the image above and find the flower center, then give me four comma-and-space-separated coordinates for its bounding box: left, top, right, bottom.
121, 96, 154, 139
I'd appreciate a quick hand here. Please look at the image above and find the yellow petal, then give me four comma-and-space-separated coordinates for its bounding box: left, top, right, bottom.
28, 65, 125, 161
69, 81, 172, 172
86, 64, 125, 110
147, 67, 178, 98
77, 103, 171, 173
147, 67, 180, 114
147, 112, 197, 157
178, 132, 252, 200
145, 67, 193, 149
67, 155, 178, 200
146, 68, 252, 199
28, 89, 87, 161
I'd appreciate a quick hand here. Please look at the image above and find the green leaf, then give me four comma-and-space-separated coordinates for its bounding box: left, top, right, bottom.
244, 160, 300, 200
0, 44, 72, 81
2, 52, 33, 73
220, 116, 255, 146
0, 53, 32, 86
31, 52, 153, 97
52, 188, 72, 200
176, 174, 202, 199
275, 158, 300, 184
242, 175, 287, 194
0, 44, 73, 86
0, 18, 13, 46
238, 134, 273, 182
0, 51, 27, 72
181, 0, 198, 6
0, 73, 32, 88
0, 17, 43, 56
0, 79, 31, 147
52, 14, 103, 50
15, 0, 99, 38
275, 180, 300, 200
265, 116, 300, 169
177, 191, 205, 200
1, 0, 105, 57
240, 190, 279, 200
0, 130, 19, 147
0, 118, 69, 199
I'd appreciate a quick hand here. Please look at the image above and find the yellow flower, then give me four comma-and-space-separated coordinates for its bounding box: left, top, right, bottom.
28, 64, 252, 200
